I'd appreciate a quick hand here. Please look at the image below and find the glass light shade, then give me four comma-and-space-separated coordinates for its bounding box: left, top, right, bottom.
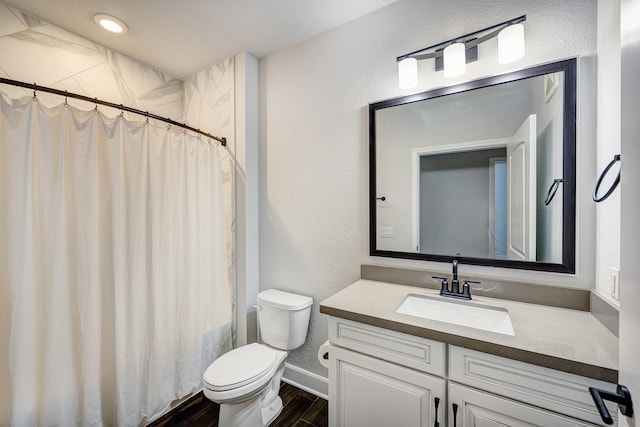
398, 58, 418, 89
498, 23, 525, 64
443, 43, 466, 78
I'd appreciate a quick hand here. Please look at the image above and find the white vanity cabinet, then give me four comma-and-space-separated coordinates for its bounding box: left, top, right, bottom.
328, 317, 446, 427
327, 317, 617, 427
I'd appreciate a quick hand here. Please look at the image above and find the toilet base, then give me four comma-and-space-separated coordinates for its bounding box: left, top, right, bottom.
219, 396, 262, 427
261, 395, 283, 426
217, 390, 283, 427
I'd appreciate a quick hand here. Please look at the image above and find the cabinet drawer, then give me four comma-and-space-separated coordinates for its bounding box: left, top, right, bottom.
449, 383, 595, 427
328, 317, 445, 376
449, 346, 616, 426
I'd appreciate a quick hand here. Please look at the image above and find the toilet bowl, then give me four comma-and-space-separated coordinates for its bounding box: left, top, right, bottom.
203, 343, 288, 426
203, 289, 313, 427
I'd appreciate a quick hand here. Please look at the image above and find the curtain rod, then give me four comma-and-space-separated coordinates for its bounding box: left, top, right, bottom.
0, 77, 227, 147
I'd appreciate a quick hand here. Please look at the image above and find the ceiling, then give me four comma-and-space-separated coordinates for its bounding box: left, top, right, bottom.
4, 0, 399, 78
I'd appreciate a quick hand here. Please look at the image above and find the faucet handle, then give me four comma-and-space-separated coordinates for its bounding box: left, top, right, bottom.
461, 283, 471, 299
432, 276, 449, 293
461, 280, 480, 299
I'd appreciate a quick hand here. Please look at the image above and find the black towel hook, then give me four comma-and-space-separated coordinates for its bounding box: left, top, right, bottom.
593, 154, 621, 203
544, 178, 563, 206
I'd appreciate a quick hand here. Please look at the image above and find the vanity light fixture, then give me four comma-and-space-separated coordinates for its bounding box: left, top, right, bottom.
396, 15, 526, 88
443, 42, 466, 78
498, 23, 525, 64
398, 57, 418, 89
94, 13, 128, 34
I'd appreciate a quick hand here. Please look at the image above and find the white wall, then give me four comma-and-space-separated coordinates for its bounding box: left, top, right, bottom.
259, 0, 597, 378
595, 0, 621, 306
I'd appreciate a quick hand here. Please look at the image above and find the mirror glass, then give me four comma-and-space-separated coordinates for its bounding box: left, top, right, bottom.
369, 59, 576, 273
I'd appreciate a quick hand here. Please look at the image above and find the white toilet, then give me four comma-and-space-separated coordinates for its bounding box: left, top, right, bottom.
203, 289, 313, 427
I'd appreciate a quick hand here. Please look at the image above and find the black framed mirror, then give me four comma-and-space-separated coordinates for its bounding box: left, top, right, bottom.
369, 58, 576, 273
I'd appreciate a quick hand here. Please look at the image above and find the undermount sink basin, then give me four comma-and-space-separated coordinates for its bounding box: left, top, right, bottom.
396, 294, 515, 336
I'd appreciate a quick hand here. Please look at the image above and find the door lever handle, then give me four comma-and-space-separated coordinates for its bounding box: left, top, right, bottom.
589, 384, 633, 425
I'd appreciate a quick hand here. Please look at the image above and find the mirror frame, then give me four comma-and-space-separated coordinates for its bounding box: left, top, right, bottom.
369, 58, 576, 273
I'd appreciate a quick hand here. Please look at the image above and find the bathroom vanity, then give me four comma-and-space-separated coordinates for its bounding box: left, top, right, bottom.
320, 280, 619, 427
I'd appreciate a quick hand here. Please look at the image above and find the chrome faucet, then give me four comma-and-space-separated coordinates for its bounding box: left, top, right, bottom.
432, 259, 480, 300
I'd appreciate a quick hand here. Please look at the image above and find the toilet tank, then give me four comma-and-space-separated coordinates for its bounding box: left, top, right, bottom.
257, 289, 313, 350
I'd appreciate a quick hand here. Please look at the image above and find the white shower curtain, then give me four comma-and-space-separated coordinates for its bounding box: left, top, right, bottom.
0, 93, 232, 426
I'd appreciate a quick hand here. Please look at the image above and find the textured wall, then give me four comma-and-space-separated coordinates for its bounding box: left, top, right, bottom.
259, 0, 597, 378
595, 0, 621, 306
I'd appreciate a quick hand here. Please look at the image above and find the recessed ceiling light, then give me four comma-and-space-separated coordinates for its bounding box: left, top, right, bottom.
94, 13, 128, 34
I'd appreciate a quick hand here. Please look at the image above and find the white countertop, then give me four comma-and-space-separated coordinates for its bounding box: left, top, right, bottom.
320, 279, 619, 382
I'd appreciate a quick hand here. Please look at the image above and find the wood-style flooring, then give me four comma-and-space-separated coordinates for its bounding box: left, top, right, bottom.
148, 382, 328, 427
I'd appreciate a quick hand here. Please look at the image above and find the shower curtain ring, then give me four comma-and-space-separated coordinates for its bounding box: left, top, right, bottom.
119, 104, 124, 119
94, 98, 98, 114
32, 83, 37, 102
64, 90, 68, 107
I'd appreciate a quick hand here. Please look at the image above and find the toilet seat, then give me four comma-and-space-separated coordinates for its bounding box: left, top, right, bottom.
204, 343, 280, 392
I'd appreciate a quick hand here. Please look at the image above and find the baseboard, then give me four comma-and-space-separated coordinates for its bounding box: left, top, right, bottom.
282, 362, 328, 400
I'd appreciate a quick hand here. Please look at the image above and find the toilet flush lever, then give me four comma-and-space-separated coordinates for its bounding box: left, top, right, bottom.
589, 384, 633, 425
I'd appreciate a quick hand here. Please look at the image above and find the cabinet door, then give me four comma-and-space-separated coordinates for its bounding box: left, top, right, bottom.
330, 346, 445, 427
448, 383, 596, 427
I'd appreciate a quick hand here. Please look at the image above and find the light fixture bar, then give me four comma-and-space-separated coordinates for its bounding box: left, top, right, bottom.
396, 15, 526, 62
